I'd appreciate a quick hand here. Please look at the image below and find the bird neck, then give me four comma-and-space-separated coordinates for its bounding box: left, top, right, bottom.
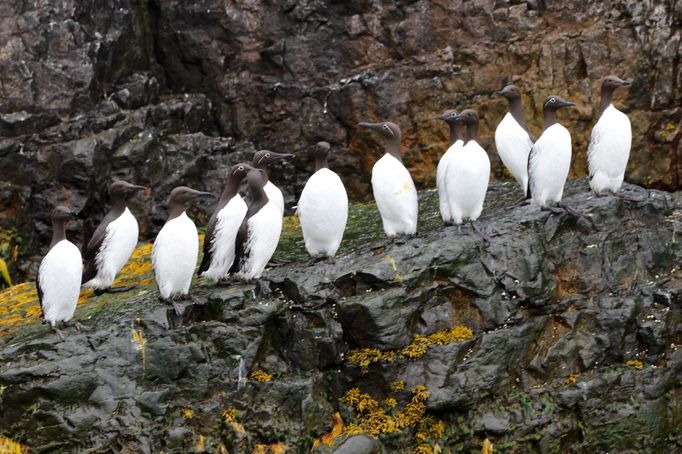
542, 109, 558, 132
220, 174, 241, 205
110, 195, 127, 215
50, 219, 66, 249
314, 155, 329, 172
599, 86, 615, 117
508, 99, 530, 131
167, 203, 186, 222
385, 138, 402, 162
448, 123, 462, 147
466, 121, 478, 144
252, 162, 270, 184
247, 186, 268, 217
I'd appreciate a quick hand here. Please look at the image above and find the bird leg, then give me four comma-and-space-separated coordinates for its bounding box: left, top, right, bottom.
94, 285, 138, 295
52, 325, 65, 341
305, 256, 326, 267
172, 300, 186, 316
254, 279, 272, 296
325, 256, 336, 265
217, 276, 241, 286
509, 197, 532, 209
65, 320, 89, 332
267, 257, 290, 267
469, 221, 491, 245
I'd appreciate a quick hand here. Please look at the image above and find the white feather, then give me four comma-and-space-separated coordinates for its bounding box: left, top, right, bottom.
298, 168, 348, 257
437, 140, 464, 223
38, 240, 82, 327
152, 212, 199, 299
443, 140, 491, 224
201, 195, 248, 281
238, 202, 283, 280
83, 207, 139, 289
371, 154, 418, 237
529, 123, 572, 208
587, 104, 632, 195
264, 181, 285, 213
495, 112, 534, 195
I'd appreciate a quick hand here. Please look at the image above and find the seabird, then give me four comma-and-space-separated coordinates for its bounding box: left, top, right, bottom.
587, 75, 632, 196
152, 186, 214, 313
494, 84, 535, 198
198, 163, 254, 282
443, 109, 491, 225
36, 206, 83, 339
297, 141, 348, 260
251, 150, 294, 213
230, 169, 283, 282
435, 109, 464, 224
528, 95, 576, 209
82, 180, 146, 294
358, 121, 418, 239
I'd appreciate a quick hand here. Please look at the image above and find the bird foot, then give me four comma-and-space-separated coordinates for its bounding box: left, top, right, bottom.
267, 258, 290, 267
254, 279, 272, 296
469, 221, 491, 245
172, 302, 186, 316
305, 256, 325, 267
53, 327, 65, 341
509, 197, 532, 209
217, 276, 240, 286
95, 285, 138, 295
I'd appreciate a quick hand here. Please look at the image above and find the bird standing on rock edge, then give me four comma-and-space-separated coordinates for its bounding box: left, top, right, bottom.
358, 121, 418, 241
36, 206, 84, 339
435, 109, 464, 225
297, 141, 348, 261
198, 163, 255, 283
230, 169, 283, 286
443, 109, 491, 228
494, 84, 535, 198
528, 95, 576, 211
587, 75, 632, 197
152, 186, 215, 314
81, 181, 147, 295
251, 150, 295, 214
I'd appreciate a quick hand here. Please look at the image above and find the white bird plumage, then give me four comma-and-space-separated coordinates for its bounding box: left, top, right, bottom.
444, 140, 490, 224
298, 167, 348, 257
529, 123, 572, 208
38, 239, 82, 327
238, 201, 283, 280
82, 207, 139, 289
372, 153, 418, 237
153, 212, 199, 299
495, 112, 534, 196
200, 195, 247, 281
264, 181, 285, 213
437, 139, 464, 223
588, 104, 632, 195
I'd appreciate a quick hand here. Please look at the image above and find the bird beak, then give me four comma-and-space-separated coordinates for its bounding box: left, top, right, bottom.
493, 90, 504, 97
131, 185, 147, 192
194, 191, 216, 199
435, 114, 447, 120
358, 122, 379, 130
272, 152, 294, 160
621, 79, 632, 86
561, 101, 576, 107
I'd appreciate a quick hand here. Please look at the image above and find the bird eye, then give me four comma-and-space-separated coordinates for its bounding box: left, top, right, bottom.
265, 153, 271, 157
450, 113, 456, 118
238, 166, 244, 171
550, 98, 556, 103
383, 124, 389, 129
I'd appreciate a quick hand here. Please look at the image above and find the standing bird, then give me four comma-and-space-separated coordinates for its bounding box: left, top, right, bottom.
251, 150, 295, 213
230, 169, 283, 281
358, 121, 418, 239
494, 85, 535, 198
198, 163, 254, 282
36, 206, 83, 338
587, 75, 632, 196
297, 141, 348, 260
153, 186, 214, 313
82, 181, 146, 294
528, 95, 576, 209
435, 110, 464, 224
443, 109, 491, 226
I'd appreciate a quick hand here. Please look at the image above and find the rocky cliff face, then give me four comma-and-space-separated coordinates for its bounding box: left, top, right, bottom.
0, 2, 681, 279
0, 181, 681, 453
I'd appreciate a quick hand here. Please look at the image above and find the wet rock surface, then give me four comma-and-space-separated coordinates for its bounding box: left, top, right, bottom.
1, 180, 681, 453
1, 0, 682, 282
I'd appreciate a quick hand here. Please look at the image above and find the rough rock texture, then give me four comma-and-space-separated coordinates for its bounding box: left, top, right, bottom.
1, 180, 681, 453
1, 0, 682, 281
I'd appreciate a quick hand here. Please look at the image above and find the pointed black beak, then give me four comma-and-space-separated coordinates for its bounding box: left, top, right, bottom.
493, 90, 505, 97
560, 101, 576, 108
358, 122, 379, 130
621, 79, 632, 86
193, 191, 215, 199
131, 185, 147, 191
435, 114, 447, 120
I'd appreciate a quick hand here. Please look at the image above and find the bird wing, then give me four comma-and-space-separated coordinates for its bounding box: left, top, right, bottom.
82, 210, 119, 282
198, 207, 221, 275
527, 142, 540, 200
229, 218, 250, 275
35, 269, 45, 322
586, 124, 602, 178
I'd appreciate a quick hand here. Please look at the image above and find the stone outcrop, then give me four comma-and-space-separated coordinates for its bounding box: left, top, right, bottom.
1, 0, 682, 282
1, 180, 680, 452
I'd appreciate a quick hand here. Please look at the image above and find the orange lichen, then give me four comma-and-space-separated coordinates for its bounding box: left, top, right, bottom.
312, 412, 344, 448
564, 374, 579, 385
249, 370, 272, 382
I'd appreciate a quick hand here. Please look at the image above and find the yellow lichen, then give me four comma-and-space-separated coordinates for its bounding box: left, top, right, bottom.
390, 380, 405, 392
181, 408, 194, 419
252, 445, 268, 454
346, 348, 384, 370
0, 435, 25, 454
413, 444, 433, 454
626, 360, 644, 370
564, 374, 579, 385
195, 434, 205, 451
429, 420, 445, 438
221, 407, 238, 423
269, 443, 288, 454
250, 369, 273, 382
383, 397, 397, 409
482, 438, 494, 454
312, 412, 344, 448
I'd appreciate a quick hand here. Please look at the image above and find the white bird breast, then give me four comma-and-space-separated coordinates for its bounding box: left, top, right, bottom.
298, 168, 348, 257
202, 195, 247, 281
86, 207, 139, 289
437, 140, 464, 223
152, 212, 199, 299
239, 202, 283, 280
39, 239, 82, 327
371, 154, 418, 237
264, 181, 285, 213
530, 123, 572, 207
588, 104, 632, 194
495, 113, 533, 194
443, 140, 490, 224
